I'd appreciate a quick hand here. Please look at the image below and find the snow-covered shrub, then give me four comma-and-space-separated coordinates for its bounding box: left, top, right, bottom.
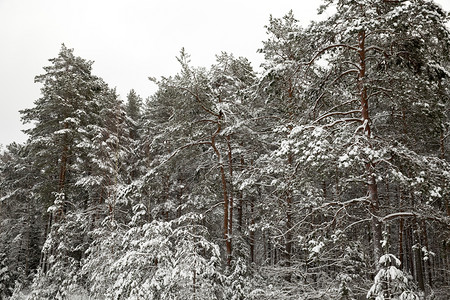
0, 252, 14, 299
222, 258, 254, 300
83, 213, 222, 299
367, 254, 418, 300
27, 211, 91, 299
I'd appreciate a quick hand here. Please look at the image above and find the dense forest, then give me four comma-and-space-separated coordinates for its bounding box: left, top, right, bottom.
1, 1, 450, 299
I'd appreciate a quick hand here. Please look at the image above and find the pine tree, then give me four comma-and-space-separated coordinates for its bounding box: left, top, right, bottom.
367, 254, 419, 300
18, 44, 125, 297
285, 0, 450, 291
146, 49, 257, 267
0, 143, 43, 287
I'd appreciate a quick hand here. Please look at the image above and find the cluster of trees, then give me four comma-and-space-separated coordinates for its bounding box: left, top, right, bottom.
1, 0, 449, 299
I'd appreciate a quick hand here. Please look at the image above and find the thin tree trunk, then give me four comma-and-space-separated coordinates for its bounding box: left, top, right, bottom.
40, 212, 52, 273
421, 220, 433, 288
237, 156, 245, 232
283, 78, 295, 267
250, 195, 255, 263
177, 179, 184, 218
440, 129, 446, 160
399, 218, 405, 266
442, 131, 450, 216
24, 199, 31, 276
413, 218, 425, 291
406, 223, 415, 278
58, 125, 69, 193
163, 174, 169, 221
193, 269, 196, 298
398, 189, 405, 268
226, 135, 233, 258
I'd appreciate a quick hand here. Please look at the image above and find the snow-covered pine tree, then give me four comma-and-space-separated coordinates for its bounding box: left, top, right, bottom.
19, 44, 129, 298
367, 254, 418, 300
297, 0, 450, 280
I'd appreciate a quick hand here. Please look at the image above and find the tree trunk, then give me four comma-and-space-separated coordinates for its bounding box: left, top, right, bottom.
283, 77, 295, 267
163, 174, 170, 221
226, 135, 233, 260
177, 179, 184, 218
237, 156, 245, 232
406, 223, 415, 278
413, 219, 425, 291
58, 123, 69, 194
399, 217, 405, 267
369, 176, 382, 267
211, 130, 232, 266
57, 128, 69, 221
398, 189, 405, 269
358, 29, 382, 267
40, 212, 52, 273
421, 220, 433, 288
250, 195, 255, 264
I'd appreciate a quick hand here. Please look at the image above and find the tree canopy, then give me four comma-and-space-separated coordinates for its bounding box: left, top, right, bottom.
1, 1, 449, 299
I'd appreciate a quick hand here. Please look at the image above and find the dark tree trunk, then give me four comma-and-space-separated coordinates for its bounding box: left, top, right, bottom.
398, 189, 405, 268
410, 218, 425, 291
421, 220, 433, 288
226, 135, 233, 261
250, 195, 255, 264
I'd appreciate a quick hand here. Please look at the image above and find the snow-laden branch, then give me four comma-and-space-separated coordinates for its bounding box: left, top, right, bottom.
366, 45, 390, 56
311, 98, 360, 123
331, 69, 359, 84
323, 117, 363, 129
343, 218, 372, 232
306, 44, 359, 66
176, 85, 220, 118
313, 109, 361, 124
381, 212, 450, 228
274, 197, 371, 239
365, 29, 394, 39
342, 60, 361, 70
367, 90, 391, 101
163, 140, 212, 163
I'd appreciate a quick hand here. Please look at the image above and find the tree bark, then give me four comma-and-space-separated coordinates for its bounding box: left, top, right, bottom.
421, 220, 433, 287
398, 189, 405, 269
413, 218, 425, 291
57, 124, 70, 221
226, 135, 233, 259
283, 78, 295, 267
237, 156, 245, 232
250, 195, 255, 263
358, 30, 383, 267
406, 223, 415, 278
211, 120, 232, 266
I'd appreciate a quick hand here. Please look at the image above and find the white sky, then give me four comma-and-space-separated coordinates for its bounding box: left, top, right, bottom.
0, 0, 449, 147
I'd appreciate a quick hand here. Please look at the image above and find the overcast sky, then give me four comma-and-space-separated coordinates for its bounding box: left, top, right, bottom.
0, 0, 449, 147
